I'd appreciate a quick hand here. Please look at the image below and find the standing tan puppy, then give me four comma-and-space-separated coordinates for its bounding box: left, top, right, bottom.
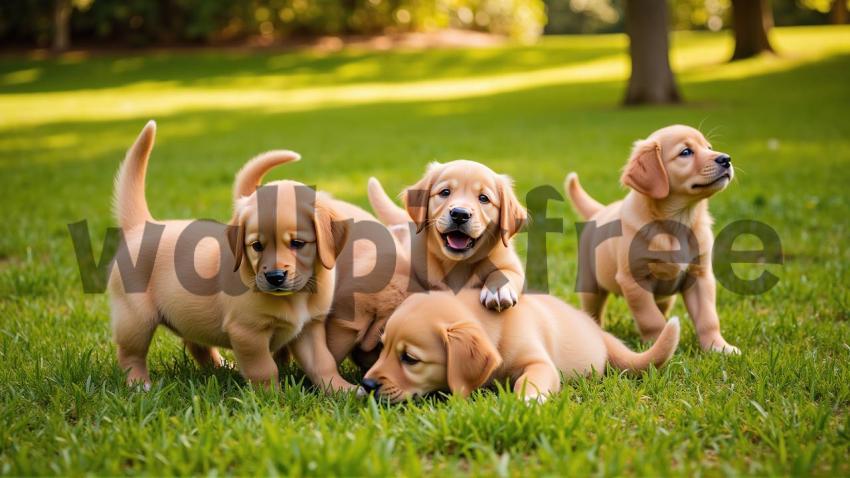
565, 125, 739, 353
109, 121, 353, 390
362, 290, 680, 403
368, 160, 526, 311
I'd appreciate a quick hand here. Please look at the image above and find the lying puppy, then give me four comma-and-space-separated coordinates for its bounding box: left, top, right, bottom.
109, 121, 350, 389
368, 160, 526, 311
361, 290, 680, 402
231, 154, 413, 376
565, 124, 738, 353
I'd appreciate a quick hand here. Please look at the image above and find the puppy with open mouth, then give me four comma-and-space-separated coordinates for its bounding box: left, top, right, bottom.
368, 160, 527, 311
109, 121, 353, 390
566, 124, 739, 353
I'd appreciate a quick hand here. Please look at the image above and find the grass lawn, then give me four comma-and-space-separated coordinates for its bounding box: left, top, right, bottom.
1, 26, 850, 475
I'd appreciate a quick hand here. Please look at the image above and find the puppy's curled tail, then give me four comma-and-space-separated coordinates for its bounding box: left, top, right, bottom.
114, 120, 156, 230
232, 150, 301, 202
565, 173, 604, 220
603, 316, 680, 372
367, 177, 410, 226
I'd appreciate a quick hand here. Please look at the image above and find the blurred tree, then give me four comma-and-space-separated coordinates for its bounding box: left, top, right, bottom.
730, 0, 775, 60
623, 0, 680, 105
52, 0, 71, 50
830, 0, 848, 23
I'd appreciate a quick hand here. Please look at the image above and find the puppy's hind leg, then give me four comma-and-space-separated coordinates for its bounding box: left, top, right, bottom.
184, 340, 224, 368
111, 297, 158, 390
579, 290, 609, 326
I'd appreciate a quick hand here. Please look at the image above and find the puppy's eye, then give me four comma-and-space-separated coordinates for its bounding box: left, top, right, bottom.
707, 145, 713, 151
478, 194, 490, 204
290, 239, 306, 250
680, 148, 694, 157
438, 188, 451, 198
400, 351, 420, 365
251, 241, 264, 252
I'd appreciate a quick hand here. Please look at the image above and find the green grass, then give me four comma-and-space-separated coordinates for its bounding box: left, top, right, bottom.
2, 25, 850, 475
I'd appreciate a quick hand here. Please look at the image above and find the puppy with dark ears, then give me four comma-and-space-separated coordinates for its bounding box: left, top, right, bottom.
108, 121, 355, 391
363, 290, 679, 403
368, 160, 527, 311
566, 124, 739, 354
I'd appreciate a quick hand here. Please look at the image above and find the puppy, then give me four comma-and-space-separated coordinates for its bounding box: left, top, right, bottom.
565, 125, 739, 353
362, 290, 680, 402
109, 121, 351, 390
368, 160, 526, 311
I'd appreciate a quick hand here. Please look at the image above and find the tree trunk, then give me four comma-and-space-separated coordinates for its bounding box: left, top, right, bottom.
623, 0, 681, 105
831, 0, 848, 24
52, 0, 72, 52
730, 0, 775, 61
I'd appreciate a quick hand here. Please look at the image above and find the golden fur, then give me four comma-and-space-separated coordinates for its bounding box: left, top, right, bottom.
109, 121, 353, 389
363, 290, 680, 402
565, 125, 739, 353
368, 160, 526, 311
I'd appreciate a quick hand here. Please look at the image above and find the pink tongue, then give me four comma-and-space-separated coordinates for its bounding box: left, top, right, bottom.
446, 232, 471, 250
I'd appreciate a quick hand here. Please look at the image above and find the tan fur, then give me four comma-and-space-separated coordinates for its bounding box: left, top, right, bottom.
109, 121, 354, 390
564, 173, 604, 220
363, 290, 680, 402
565, 125, 739, 354
367, 160, 527, 311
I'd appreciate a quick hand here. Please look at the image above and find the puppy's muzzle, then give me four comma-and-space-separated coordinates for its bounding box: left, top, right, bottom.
361, 377, 381, 393
449, 207, 471, 225
714, 154, 731, 169
264, 270, 288, 287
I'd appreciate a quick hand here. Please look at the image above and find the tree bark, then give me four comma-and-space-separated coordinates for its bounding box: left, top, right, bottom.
52, 0, 72, 52
831, 0, 848, 24
623, 0, 681, 105
730, 0, 775, 61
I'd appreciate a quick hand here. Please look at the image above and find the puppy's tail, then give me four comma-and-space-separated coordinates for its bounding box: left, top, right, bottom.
232, 150, 301, 202
603, 316, 680, 372
564, 173, 604, 220
367, 177, 410, 226
114, 121, 156, 230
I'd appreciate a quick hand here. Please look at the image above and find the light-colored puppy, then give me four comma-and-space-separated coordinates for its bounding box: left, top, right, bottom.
368, 160, 527, 311
109, 121, 351, 390
231, 155, 413, 377
362, 290, 680, 402
565, 124, 738, 353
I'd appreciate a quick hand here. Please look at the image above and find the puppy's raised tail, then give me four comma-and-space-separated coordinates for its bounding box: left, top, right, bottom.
114, 121, 156, 230
367, 177, 410, 226
564, 173, 604, 220
232, 150, 301, 202
603, 316, 680, 372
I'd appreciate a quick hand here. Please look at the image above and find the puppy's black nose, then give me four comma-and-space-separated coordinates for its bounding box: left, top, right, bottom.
714, 154, 732, 169
361, 378, 381, 393
264, 270, 287, 287
449, 208, 471, 224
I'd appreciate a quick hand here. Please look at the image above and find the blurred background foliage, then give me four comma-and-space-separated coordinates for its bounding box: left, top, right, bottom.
0, 0, 845, 48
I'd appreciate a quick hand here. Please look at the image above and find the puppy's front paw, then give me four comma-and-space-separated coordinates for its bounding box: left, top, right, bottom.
523, 394, 547, 405
480, 284, 517, 312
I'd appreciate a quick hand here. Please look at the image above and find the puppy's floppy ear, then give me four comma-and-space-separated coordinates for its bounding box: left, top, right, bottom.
227, 199, 250, 272
621, 140, 669, 199
498, 175, 527, 247
443, 321, 502, 397
404, 162, 441, 234
314, 199, 350, 270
